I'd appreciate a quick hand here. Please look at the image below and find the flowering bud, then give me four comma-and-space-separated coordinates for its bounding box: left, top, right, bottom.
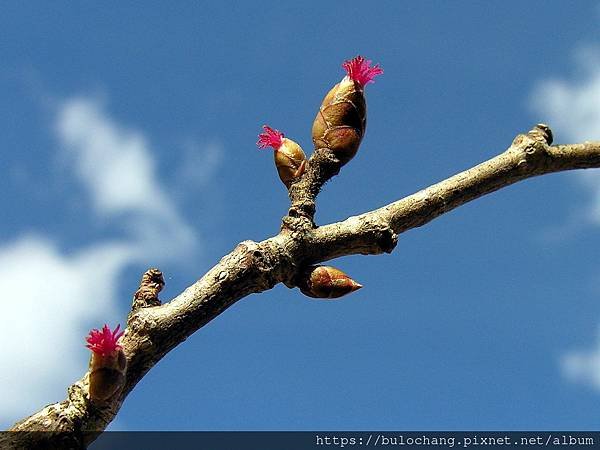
86, 324, 126, 402
257, 125, 307, 187
299, 265, 363, 299
312, 56, 383, 165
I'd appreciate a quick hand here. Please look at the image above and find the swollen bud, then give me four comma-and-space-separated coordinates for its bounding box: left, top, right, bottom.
312, 56, 383, 165
85, 324, 127, 402
257, 125, 307, 187
298, 265, 363, 299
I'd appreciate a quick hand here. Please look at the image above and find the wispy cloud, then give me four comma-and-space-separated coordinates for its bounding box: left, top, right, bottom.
175, 138, 223, 189
530, 47, 600, 225
0, 236, 131, 419
562, 331, 600, 390
0, 95, 217, 426
55, 96, 197, 260
531, 47, 600, 390
57, 97, 170, 217
530, 50, 600, 143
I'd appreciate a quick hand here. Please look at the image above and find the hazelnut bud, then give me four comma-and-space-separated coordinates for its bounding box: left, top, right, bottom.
312, 56, 382, 165
89, 350, 127, 401
85, 324, 127, 402
257, 125, 307, 187
299, 265, 363, 299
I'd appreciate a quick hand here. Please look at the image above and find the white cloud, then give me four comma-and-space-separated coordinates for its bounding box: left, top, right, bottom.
0, 236, 134, 419
531, 49, 600, 391
531, 48, 600, 143
531, 49, 600, 227
175, 139, 223, 189
55, 97, 198, 260
56, 97, 168, 217
562, 333, 600, 390
0, 95, 214, 426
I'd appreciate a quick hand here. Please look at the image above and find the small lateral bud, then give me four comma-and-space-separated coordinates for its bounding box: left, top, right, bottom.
312, 56, 383, 165
257, 125, 307, 187
132, 268, 165, 310
298, 265, 363, 299
85, 324, 127, 402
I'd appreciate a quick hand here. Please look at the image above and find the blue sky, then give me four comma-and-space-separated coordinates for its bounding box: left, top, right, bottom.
2, 1, 600, 433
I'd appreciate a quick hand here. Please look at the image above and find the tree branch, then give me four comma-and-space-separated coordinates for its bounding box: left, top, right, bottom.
5, 124, 600, 449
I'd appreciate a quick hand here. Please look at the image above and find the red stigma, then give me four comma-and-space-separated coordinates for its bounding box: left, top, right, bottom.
342, 56, 383, 87
86, 324, 124, 356
257, 125, 284, 150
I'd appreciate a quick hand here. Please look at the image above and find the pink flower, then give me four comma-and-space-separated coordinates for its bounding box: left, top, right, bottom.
86, 324, 124, 356
342, 56, 383, 87
257, 125, 284, 150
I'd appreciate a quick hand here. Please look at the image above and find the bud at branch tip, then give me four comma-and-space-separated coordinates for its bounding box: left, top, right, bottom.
86, 324, 127, 402
257, 124, 307, 187
311, 55, 382, 165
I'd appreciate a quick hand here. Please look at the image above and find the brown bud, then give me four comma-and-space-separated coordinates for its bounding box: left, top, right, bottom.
312, 79, 366, 166
86, 324, 127, 402
88, 349, 127, 402
274, 138, 307, 187
299, 265, 363, 299
257, 125, 307, 187
312, 56, 382, 166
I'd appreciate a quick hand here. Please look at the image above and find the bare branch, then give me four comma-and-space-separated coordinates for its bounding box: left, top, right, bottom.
5, 124, 600, 449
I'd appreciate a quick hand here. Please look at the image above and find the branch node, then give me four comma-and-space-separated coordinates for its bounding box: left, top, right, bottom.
285, 148, 343, 225
131, 268, 165, 311
528, 123, 553, 145
376, 226, 398, 254
281, 214, 315, 234
511, 124, 553, 168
